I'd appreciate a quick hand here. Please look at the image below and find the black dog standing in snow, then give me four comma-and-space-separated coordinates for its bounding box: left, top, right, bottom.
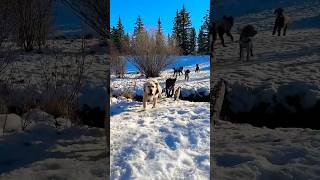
165, 78, 177, 97
195, 64, 200, 73
216, 15, 234, 47
273, 8, 289, 36
185, 69, 190, 81
173, 67, 184, 77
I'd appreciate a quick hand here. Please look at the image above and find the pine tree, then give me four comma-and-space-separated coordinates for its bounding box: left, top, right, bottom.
110, 26, 117, 43
197, 10, 210, 54
156, 17, 165, 49
189, 28, 196, 55
133, 15, 144, 39
197, 27, 207, 54
172, 5, 194, 55
114, 17, 125, 53
172, 9, 181, 47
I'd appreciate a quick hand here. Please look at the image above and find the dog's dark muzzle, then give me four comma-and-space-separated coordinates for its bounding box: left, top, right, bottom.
148, 90, 153, 96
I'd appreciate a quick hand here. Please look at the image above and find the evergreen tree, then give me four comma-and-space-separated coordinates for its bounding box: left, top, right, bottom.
156, 17, 165, 49
172, 9, 181, 47
114, 17, 125, 53
197, 10, 210, 54
197, 27, 207, 54
172, 5, 194, 55
110, 17, 128, 54
133, 15, 144, 39
189, 27, 196, 54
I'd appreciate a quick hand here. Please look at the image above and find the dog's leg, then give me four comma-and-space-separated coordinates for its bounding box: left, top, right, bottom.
283, 24, 287, 36
239, 44, 243, 60
278, 27, 281, 36
166, 88, 168, 97
152, 97, 157, 108
250, 42, 253, 56
143, 97, 147, 110
219, 33, 226, 47
226, 31, 234, 42
272, 24, 277, 35
246, 45, 250, 61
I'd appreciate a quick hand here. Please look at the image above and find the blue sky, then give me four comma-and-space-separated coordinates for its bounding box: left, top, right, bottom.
111, 0, 210, 35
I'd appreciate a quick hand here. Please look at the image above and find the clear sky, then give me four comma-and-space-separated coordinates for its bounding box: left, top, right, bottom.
111, 0, 210, 35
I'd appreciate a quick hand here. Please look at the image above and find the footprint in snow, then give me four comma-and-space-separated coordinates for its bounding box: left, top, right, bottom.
177, 110, 189, 115
165, 135, 180, 150
216, 154, 255, 167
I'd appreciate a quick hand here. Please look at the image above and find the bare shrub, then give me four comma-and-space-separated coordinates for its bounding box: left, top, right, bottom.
0, 0, 15, 47
39, 39, 93, 123
13, 0, 53, 52
110, 42, 126, 78
42, 98, 69, 119
130, 30, 180, 78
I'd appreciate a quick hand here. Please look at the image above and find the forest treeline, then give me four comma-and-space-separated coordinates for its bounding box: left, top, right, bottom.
110, 5, 211, 56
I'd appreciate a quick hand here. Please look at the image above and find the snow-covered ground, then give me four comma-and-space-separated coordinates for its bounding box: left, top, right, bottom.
112, 56, 210, 99
0, 111, 107, 180
111, 97, 209, 179
212, 0, 320, 179
213, 120, 320, 180
111, 57, 210, 179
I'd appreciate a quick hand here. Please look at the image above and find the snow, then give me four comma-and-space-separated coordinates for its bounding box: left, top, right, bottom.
0, 112, 107, 180
213, 120, 320, 180
111, 98, 210, 179
0, 114, 23, 134
226, 82, 320, 113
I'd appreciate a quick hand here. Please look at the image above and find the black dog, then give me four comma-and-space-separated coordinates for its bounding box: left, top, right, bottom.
185, 69, 190, 81
216, 15, 234, 47
195, 64, 200, 73
273, 8, 288, 36
173, 67, 183, 77
165, 78, 176, 97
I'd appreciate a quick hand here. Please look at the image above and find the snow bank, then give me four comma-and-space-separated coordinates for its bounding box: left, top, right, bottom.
0, 110, 106, 179
227, 82, 320, 113
0, 114, 23, 134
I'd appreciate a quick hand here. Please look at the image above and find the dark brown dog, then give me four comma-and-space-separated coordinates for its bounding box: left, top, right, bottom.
216, 16, 234, 47
195, 64, 200, 73
165, 78, 177, 97
239, 25, 257, 61
185, 69, 190, 81
273, 8, 288, 36
173, 67, 183, 77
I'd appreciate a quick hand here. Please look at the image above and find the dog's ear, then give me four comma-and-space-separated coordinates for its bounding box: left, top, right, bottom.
143, 83, 147, 92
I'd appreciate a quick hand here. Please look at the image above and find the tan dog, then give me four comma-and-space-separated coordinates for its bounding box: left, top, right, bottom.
174, 87, 181, 101
143, 79, 162, 110
273, 8, 289, 36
